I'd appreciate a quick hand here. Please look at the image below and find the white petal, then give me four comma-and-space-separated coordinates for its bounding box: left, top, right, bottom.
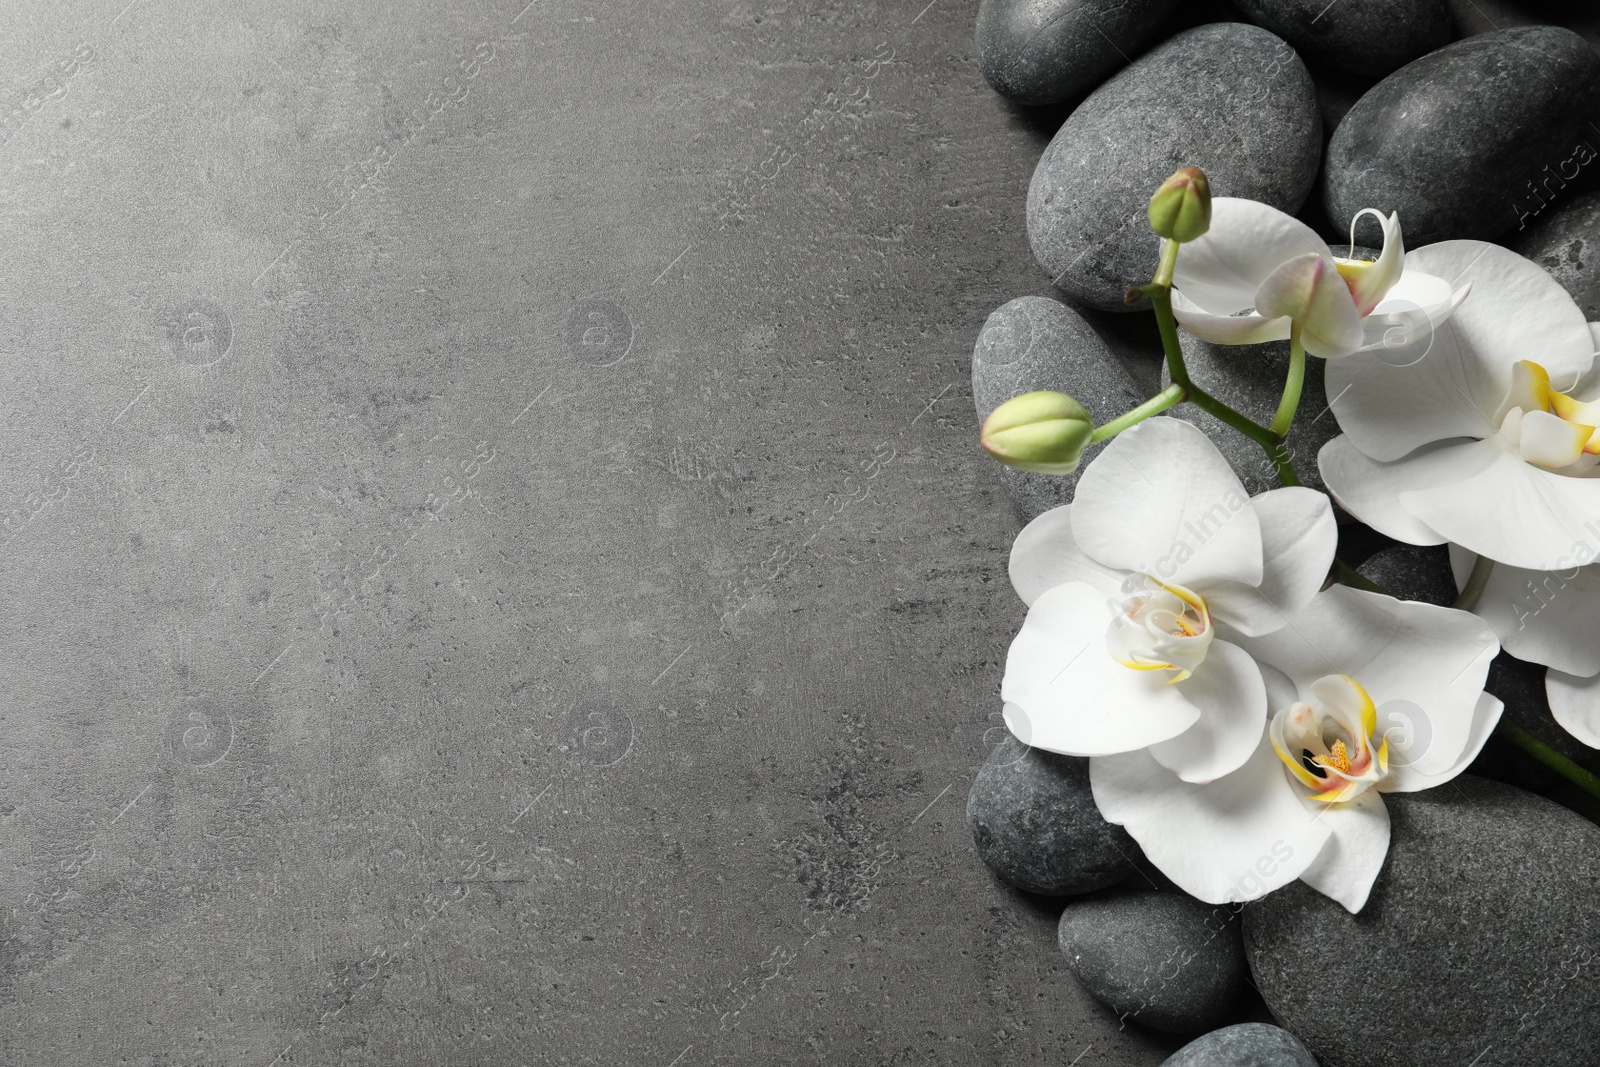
1402, 438, 1600, 571
1237, 585, 1499, 781
1072, 418, 1263, 588
1172, 197, 1335, 314
1317, 435, 1491, 547
1090, 734, 1332, 905
1001, 582, 1202, 756
1328, 240, 1593, 462
1205, 487, 1338, 637
1341, 209, 1403, 316
1295, 790, 1390, 914
1171, 291, 1293, 347
1253, 253, 1364, 359
1447, 543, 1600, 678
1380, 691, 1503, 792
1148, 640, 1268, 783
1406, 241, 1595, 391
1356, 273, 1469, 355
1008, 505, 1123, 607
1548, 670, 1600, 748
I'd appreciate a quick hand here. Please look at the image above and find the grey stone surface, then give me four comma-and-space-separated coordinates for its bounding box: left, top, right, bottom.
1243, 776, 1600, 1067
1471, 653, 1600, 822
975, 0, 1183, 106
1059, 890, 1249, 1033
972, 295, 1148, 520
1355, 543, 1456, 606
0, 1, 1189, 1064
1507, 190, 1600, 320
1159, 332, 1336, 496
1324, 27, 1600, 247
1162, 1023, 1319, 1067
1231, 0, 1450, 77
968, 735, 1142, 896
1027, 23, 1322, 312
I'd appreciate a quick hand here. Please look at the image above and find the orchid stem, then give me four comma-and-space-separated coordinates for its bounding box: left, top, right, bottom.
1495, 719, 1600, 806
1089, 383, 1187, 443
1147, 285, 1302, 488
1269, 323, 1306, 439
1453, 553, 1495, 612
1152, 238, 1180, 290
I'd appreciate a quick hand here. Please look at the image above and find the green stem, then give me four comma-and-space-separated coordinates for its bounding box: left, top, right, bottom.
1496, 718, 1600, 805
1453, 553, 1495, 612
1149, 286, 1301, 488
1269, 323, 1306, 439
1331, 559, 1390, 595
1089, 383, 1187, 443
1152, 239, 1181, 290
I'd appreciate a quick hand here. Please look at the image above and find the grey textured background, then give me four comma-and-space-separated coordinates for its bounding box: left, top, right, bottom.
0, 0, 1176, 1063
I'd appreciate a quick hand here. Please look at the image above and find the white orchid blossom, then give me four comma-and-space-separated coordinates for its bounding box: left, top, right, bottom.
1091, 585, 1501, 913
1170, 198, 1468, 359
1446, 544, 1600, 748
1002, 418, 1338, 784
1318, 241, 1600, 572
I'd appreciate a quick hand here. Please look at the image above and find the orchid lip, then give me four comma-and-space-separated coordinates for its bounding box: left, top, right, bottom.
1104, 573, 1213, 684
1494, 359, 1600, 473
1270, 675, 1390, 804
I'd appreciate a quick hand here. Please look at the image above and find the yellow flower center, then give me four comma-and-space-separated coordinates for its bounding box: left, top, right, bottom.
1104, 573, 1213, 684
1270, 675, 1389, 804
1496, 360, 1600, 472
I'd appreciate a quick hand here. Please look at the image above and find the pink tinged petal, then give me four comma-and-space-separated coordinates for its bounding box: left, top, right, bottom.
1236, 585, 1499, 782
1338, 209, 1403, 317
1379, 692, 1503, 792
1001, 582, 1202, 757
1253, 253, 1364, 359
1294, 789, 1390, 914
1171, 197, 1335, 315
1090, 733, 1332, 905
1170, 290, 1292, 347
1547, 670, 1600, 749
1008, 505, 1123, 607
1356, 274, 1470, 356
1148, 640, 1269, 783
1448, 542, 1600, 677
1401, 438, 1600, 570
1404, 241, 1595, 391
1072, 419, 1263, 589
1317, 435, 1488, 547
1204, 488, 1338, 637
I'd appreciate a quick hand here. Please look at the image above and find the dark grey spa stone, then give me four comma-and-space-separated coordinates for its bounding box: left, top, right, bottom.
1162, 1023, 1320, 1067
968, 735, 1142, 896
975, 0, 1183, 106
1325, 27, 1600, 247
1058, 889, 1248, 1033
1028, 23, 1321, 312
1231, 0, 1450, 78
1243, 776, 1600, 1067
1507, 190, 1600, 321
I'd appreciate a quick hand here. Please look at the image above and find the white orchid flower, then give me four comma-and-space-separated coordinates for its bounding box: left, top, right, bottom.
1091, 585, 1501, 913
1446, 544, 1600, 748
1318, 242, 1600, 573
1171, 198, 1467, 359
1002, 418, 1337, 784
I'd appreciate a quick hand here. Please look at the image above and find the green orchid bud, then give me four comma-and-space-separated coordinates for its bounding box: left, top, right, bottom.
980, 390, 1094, 475
1147, 166, 1212, 243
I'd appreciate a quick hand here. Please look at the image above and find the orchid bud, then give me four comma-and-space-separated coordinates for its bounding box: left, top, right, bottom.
1147, 166, 1211, 243
980, 391, 1094, 474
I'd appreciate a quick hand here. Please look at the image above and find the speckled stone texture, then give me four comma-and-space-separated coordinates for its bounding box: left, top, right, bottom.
1355, 543, 1456, 606
1243, 777, 1600, 1067
969, 735, 1142, 895
1161, 1023, 1319, 1067
1059, 890, 1249, 1033
1325, 26, 1600, 246
1507, 190, 1600, 320
975, 0, 1183, 106
1027, 23, 1321, 312
971, 296, 1147, 520
1231, 0, 1450, 77
1159, 333, 1335, 497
